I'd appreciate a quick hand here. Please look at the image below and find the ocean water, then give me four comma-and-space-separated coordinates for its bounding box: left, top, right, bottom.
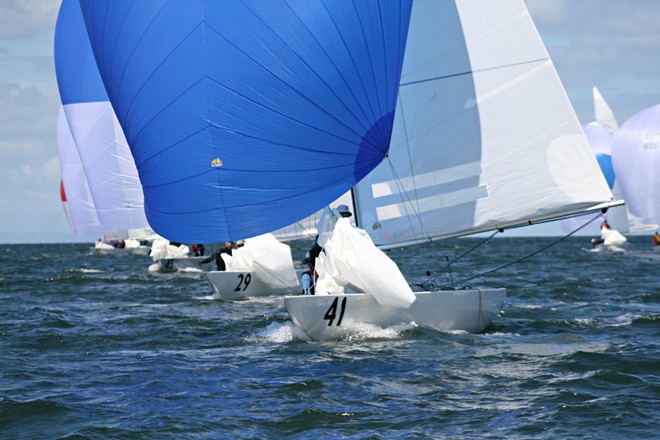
0, 237, 658, 439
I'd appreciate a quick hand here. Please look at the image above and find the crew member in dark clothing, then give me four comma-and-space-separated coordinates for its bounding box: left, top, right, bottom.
199, 242, 234, 271
192, 243, 205, 256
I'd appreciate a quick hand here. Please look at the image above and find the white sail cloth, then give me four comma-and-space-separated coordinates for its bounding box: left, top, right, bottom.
601, 226, 627, 246
315, 218, 415, 309
149, 238, 189, 261
224, 234, 297, 289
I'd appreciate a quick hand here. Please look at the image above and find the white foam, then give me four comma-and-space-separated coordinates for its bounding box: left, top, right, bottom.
247, 322, 306, 343
339, 320, 416, 341
178, 267, 204, 273
67, 268, 103, 273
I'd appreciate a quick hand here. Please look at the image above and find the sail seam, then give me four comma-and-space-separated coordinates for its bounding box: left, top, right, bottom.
201, 22, 382, 155
399, 57, 549, 88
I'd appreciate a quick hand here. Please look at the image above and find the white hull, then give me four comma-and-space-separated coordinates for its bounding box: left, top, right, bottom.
206, 269, 303, 300
91, 246, 150, 256
149, 256, 214, 273
284, 288, 506, 340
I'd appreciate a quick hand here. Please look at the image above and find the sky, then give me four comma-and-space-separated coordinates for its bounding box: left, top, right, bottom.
0, 0, 659, 244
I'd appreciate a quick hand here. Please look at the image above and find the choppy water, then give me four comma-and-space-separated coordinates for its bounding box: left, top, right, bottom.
0, 237, 658, 439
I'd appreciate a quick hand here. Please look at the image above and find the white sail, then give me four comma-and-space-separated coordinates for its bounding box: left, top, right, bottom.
561, 122, 628, 234
56, 107, 104, 237
353, 0, 614, 248
593, 86, 619, 134
62, 103, 148, 232
612, 104, 660, 225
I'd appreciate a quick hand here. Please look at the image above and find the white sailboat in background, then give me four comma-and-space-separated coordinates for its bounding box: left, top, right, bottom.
590, 86, 657, 237
562, 86, 627, 245
285, 0, 618, 340
612, 103, 660, 241
54, 0, 155, 253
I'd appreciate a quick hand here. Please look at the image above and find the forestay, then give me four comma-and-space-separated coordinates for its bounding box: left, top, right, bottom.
54, 0, 148, 232
79, 0, 413, 244
352, 0, 614, 248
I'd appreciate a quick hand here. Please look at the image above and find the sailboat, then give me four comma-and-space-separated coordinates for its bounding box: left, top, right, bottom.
562, 87, 628, 245
205, 192, 352, 299
611, 103, 660, 243
591, 86, 656, 236
284, 0, 619, 339
54, 0, 155, 251
79, 1, 616, 340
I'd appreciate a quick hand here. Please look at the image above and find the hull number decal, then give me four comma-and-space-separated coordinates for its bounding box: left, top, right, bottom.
234, 273, 251, 291
324, 297, 347, 326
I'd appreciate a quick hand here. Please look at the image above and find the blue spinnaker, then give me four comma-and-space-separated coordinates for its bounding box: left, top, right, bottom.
79, 0, 413, 243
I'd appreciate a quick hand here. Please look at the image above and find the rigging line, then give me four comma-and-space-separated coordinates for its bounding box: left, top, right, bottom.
380, 154, 435, 272
290, 220, 318, 241
425, 230, 499, 287
436, 211, 606, 290
384, 155, 433, 241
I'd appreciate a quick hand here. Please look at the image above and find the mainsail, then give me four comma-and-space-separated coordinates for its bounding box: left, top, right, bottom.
593, 85, 619, 135
54, 0, 149, 233
79, 0, 414, 244
352, 0, 615, 248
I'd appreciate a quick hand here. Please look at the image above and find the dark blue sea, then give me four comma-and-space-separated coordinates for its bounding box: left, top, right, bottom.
1, 236, 658, 439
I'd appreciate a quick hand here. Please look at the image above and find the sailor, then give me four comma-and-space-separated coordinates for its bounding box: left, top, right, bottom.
653, 231, 660, 246
199, 241, 235, 271
192, 243, 205, 256
300, 257, 317, 295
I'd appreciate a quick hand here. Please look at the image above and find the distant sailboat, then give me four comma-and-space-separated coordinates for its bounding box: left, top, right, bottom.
54, 0, 153, 250
612, 103, 660, 230
562, 87, 627, 241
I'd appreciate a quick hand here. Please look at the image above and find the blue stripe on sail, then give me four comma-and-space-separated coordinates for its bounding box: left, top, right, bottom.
594, 153, 615, 189
79, 0, 413, 243
54, 0, 108, 105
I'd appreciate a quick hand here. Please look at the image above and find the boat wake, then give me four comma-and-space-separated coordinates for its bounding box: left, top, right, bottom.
247, 322, 307, 343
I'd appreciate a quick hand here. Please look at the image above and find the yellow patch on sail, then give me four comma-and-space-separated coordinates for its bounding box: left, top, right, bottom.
211, 157, 223, 168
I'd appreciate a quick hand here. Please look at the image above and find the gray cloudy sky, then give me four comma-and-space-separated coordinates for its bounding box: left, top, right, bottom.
0, 0, 658, 243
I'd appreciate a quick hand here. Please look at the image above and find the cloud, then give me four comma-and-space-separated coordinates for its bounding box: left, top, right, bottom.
525, 0, 569, 23
0, 81, 59, 151
0, 0, 60, 39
